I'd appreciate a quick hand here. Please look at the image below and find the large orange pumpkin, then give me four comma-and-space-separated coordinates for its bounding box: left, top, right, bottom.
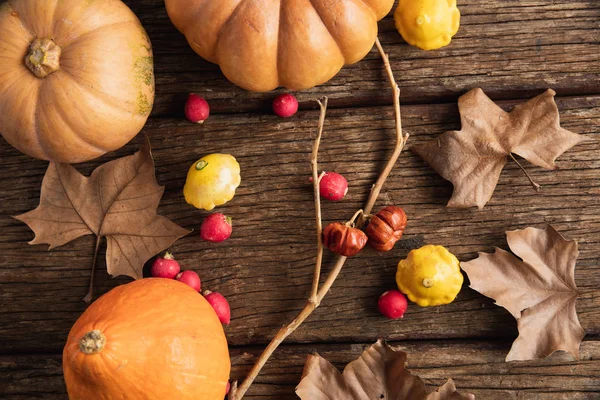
164, 0, 395, 92
0, 0, 155, 163
63, 279, 230, 400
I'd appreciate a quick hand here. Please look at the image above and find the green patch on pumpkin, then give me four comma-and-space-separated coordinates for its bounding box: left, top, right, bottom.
133, 56, 154, 87
137, 92, 152, 116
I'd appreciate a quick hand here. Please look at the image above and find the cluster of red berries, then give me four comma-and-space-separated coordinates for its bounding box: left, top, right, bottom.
184, 92, 300, 123
184, 93, 406, 323
151, 252, 231, 325
314, 172, 409, 320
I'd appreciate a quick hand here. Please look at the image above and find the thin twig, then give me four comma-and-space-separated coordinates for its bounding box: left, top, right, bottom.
315, 255, 347, 300
83, 236, 102, 303
346, 209, 364, 227
229, 255, 348, 400
230, 98, 329, 399
310, 97, 328, 304
229, 37, 408, 400
359, 38, 409, 226
509, 153, 541, 191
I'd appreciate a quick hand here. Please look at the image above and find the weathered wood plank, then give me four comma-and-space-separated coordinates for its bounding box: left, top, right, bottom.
1, 95, 598, 353
2, 340, 600, 399
124, 0, 600, 116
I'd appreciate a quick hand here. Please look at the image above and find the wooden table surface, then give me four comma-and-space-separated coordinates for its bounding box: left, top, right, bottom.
1, 1, 600, 399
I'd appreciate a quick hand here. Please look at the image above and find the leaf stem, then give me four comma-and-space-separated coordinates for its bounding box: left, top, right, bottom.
229, 37, 407, 400
509, 153, 541, 192
82, 235, 101, 304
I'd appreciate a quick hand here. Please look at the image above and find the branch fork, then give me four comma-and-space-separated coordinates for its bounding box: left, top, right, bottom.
345, 209, 364, 227
229, 38, 408, 400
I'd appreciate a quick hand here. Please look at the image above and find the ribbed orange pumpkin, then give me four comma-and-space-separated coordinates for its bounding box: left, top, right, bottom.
164, 0, 395, 92
0, 0, 155, 163
63, 279, 230, 400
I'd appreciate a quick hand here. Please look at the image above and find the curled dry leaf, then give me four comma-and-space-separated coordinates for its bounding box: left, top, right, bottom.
413, 89, 585, 209
296, 340, 474, 400
15, 141, 190, 291
461, 225, 585, 361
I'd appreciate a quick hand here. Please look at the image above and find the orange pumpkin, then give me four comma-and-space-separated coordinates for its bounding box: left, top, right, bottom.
0, 0, 155, 163
63, 279, 230, 400
164, 0, 395, 92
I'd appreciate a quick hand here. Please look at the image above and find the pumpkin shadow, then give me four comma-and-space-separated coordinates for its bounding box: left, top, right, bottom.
142, 257, 156, 278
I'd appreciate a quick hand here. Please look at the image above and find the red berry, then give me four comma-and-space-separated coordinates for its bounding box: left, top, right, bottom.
185, 93, 210, 124
176, 270, 201, 292
200, 213, 232, 243
378, 290, 408, 319
225, 381, 231, 395
150, 252, 181, 279
204, 290, 231, 325
272, 93, 298, 118
319, 172, 348, 201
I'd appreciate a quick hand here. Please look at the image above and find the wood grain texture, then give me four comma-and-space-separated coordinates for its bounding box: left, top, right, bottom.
2, 340, 599, 399
1, 1, 599, 398
1, 96, 598, 354
126, 0, 600, 116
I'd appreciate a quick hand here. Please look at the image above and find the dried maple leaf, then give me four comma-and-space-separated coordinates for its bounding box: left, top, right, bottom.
296, 340, 474, 400
15, 141, 190, 301
461, 225, 585, 361
413, 89, 585, 209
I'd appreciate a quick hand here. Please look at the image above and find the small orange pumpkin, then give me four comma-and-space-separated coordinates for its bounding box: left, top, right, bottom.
0, 0, 155, 163
164, 0, 395, 92
63, 279, 230, 400
323, 222, 368, 257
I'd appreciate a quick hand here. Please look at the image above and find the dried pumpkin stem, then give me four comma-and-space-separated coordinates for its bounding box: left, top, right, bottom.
25, 38, 61, 79
79, 330, 106, 355
309, 98, 329, 304
230, 38, 407, 400
83, 236, 102, 304
509, 153, 542, 192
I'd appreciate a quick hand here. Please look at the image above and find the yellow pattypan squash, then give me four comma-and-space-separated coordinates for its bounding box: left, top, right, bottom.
184, 154, 241, 210
394, 0, 460, 51
396, 244, 463, 306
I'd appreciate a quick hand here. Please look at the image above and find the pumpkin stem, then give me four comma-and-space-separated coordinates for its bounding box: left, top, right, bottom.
25, 38, 61, 78
79, 330, 106, 355
422, 278, 434, 288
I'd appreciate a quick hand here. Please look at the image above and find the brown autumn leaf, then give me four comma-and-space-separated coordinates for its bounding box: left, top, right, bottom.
295, 340, 475, 400
461, 225, 584, 361
15, 141, 190, 300
413, 89, 585, 209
